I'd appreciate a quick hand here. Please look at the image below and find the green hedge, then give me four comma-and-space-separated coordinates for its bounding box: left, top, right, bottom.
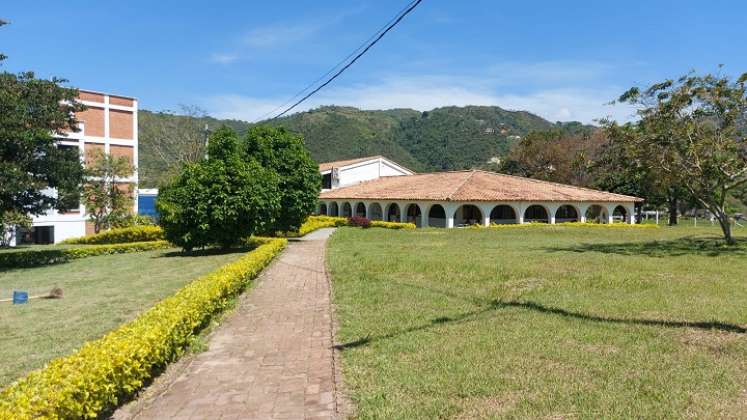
0, 237, 287, 419
0, 241, 172, 270
62, 226, 165, 245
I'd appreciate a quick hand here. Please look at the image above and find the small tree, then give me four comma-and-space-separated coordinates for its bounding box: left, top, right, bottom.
157, 127, 280, 250
1, 211, 30, 247
618, 70, 747, 243
242, 126, 321, 234
138, 105, 211, 187
82, 150, 135, 233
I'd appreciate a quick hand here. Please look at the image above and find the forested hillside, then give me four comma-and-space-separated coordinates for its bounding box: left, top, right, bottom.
138, 105, 568, 187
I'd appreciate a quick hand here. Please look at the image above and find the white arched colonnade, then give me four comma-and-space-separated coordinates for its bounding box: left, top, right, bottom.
317, 200, 636, 227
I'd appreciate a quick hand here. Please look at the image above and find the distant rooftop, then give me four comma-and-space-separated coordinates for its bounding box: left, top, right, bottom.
319, 155, 392, 172
320, 170, 642, 203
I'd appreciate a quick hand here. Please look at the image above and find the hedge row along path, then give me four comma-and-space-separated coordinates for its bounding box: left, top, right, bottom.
115, 228, 349, 419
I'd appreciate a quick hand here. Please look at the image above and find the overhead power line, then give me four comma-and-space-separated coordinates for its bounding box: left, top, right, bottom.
255, 0, 420, 122
266, 0, 424, 121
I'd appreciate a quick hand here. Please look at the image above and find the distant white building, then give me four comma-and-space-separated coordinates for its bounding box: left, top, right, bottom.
319, 155, 413, 191
317, 156, 642, 227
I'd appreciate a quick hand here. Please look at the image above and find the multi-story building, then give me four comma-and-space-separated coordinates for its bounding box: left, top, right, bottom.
13, 89, 139, 245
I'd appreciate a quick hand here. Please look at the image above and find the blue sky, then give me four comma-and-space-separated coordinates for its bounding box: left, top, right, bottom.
3, 0, 747, 123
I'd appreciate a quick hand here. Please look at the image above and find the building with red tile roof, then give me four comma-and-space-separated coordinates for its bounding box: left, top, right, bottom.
317, 157, 641, 227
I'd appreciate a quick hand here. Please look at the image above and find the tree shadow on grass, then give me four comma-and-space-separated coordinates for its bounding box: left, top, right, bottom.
544, 236, 747, 257
334, 297, 746, 351
157, 246, 253, 258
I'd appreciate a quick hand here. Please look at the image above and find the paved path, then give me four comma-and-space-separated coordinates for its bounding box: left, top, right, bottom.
118, 228, 346, 420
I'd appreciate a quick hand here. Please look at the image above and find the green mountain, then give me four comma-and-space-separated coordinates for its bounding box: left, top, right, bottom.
138, 105, 564, 187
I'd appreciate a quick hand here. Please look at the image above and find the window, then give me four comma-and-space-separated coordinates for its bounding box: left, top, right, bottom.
322, 173, 332, 189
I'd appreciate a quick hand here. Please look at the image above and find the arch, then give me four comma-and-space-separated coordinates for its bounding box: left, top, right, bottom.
489, 205, 517, 224
612, 205, 628, 223
585, 205, 608, 224
319, 203, 328, 216
341, 202, 352, 218
454, 204, 483, 227
329, 202, 339, 217
354, 202, 366, 218
405, 203, 422, 227
386, 203, 401, 222
369, 203, 383, 221
555, 205, 579, 223
427, 204, 447, 228
524, 205, 549, 223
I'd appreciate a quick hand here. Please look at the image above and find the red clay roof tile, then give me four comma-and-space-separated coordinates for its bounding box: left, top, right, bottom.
319, 170, 642, 202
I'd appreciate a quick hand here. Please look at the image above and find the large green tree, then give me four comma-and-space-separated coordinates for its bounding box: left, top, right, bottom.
157, 127, 280, 250
0, 21, 85, 239
617, 70, 747, 243
242, 126, 320, 234
593, 122, 689, 224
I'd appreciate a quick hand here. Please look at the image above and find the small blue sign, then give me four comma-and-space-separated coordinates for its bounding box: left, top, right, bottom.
12, 291, 28, 305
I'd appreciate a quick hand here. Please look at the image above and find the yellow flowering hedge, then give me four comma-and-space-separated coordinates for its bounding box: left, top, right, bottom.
0, 237, 287, 419
283, 216, 416, 237
0, 241, 172, 269
468, 222, 660, 229
369, 220, 416, 229
62, 226, 165, 245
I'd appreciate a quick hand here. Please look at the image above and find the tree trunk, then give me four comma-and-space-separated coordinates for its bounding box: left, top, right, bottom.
668, 195, 678, 226
716, 213, 735, 245
636, 205, 643, 224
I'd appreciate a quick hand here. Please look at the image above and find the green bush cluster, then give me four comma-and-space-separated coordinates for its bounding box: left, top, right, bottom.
0, 241, 171, 270
0, 238, 287, 419
62, 225, 165, 245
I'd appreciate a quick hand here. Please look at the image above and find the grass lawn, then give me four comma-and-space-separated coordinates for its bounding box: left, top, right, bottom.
0, 247, 247, 388
328, 225, 747, 419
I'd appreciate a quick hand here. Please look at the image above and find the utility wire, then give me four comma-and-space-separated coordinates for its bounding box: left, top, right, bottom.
268, 0, 423, 121
254, 0, 420, 123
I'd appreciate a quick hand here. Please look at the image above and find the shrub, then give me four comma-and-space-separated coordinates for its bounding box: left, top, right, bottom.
62, 225, 165, 245
0, 241, 172, 269
113, 214, 156, 229
280, 216, 416, 237
243, 126, 321, 234
0, 238, 287, 419
479, 222, 660, 229
348, 216, 371, 228
157, 127, 280, 251
370, 220, 416, 229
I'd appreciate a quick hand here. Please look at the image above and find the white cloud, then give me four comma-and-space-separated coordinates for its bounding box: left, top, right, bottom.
210, 5, 366, 62
204, 74, 637, 124
210, 53, 239, 64
242, 23, 322, 49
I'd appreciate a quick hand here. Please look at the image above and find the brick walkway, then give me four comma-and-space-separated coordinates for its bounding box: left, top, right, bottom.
116, 228, 347, 420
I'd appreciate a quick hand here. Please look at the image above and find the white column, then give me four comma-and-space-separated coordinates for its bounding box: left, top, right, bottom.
607, 204, 615, 224
400, 202, 408, 223
445, 203, 456, 228
579, 204, 588, 223
517, 202, 525, 224
420, 202, 427, 228
479, 204, 492, 226
548, 204, 559, 225
628, 204, 636, 224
